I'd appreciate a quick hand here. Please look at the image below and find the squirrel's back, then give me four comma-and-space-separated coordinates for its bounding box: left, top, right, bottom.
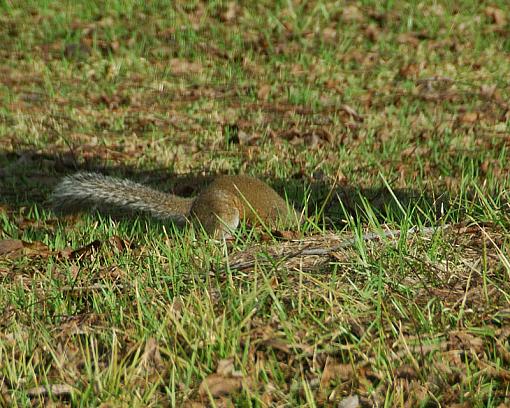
51, 172, 193, 223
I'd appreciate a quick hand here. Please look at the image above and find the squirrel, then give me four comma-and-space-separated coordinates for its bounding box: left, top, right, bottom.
51, 172, 298, 239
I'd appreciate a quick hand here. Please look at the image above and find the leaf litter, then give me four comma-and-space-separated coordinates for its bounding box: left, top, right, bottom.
1, 1, 510, 406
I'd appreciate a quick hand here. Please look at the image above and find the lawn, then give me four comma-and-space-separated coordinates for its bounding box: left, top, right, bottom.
0, 1, 509, 406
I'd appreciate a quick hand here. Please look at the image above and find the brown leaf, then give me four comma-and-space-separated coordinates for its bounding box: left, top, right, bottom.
169, 58, 203, 75
399, 63, 420, 79
63, 43, 92, 60
58, 247, 75, 259
183, 402, 208, 408
477, 360, 510, 381
217, 358, 237, 376
198, 375, 243, 398
268, 276, 279, 290
341, 5, 364, 23
449, 331, 484, 355
485, 6, 507, 27
397, 33, 420, 47
341, 104, 363, 121
69, 240, 102, 260
320, 357, 354, 388
338, 395, 360, 408
221, 2, 241, 22
0, 379, 11, 407
238, 129, 259, 145
360, 91, 373, 108
272, 229, 301, 240
139, 337, 165, 373
324, 79, 342, 93
458, 112, 479, 125
394, 364, 418, 380
365, 24, 381, 42
57, 314, 101, 337
259, 337, 291, 353
260, 383, 276, 406
257, 84, 271, 101
278, 128, 335, 148
0, 239, 24, 256
109, 235, 129, 251
169, 296, 184, 321
290, 63, 305, 76
26, 384, 75, 397
322, 27, 337, 43
198, 359, 245, 398
0, 239, 51, 259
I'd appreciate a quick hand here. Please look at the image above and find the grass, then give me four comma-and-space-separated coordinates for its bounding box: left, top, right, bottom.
1, 0, 510, 406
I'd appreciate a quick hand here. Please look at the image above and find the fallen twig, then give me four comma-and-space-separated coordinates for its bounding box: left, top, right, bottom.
228, 225, 450, 272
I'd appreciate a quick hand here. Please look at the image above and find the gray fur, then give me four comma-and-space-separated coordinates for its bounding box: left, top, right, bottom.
51, 172, 193, 223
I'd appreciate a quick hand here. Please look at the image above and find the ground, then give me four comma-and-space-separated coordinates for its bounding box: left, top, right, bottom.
0, 1, 509, 406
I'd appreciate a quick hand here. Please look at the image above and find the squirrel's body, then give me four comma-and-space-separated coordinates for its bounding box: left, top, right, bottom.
52, 173, 296, 238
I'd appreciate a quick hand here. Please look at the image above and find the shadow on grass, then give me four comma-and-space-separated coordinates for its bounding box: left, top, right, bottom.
0, 147, 455, 228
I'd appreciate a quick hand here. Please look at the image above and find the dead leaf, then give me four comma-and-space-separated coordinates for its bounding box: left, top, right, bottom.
324, 79, 342, 93
322, 27, 337, 43
338, 395, 360, 408
278, 127, 335, 148
449, 331, 484, 355
139, 337, 165, 373
0, 239, 51, 259
394, 364, 418, 380
238, 129, 259, 145
480, 84, 498, 99
272, 229, 301, 240
0, 379, 10, 406
458, 112, 479, 125
341, 5, 364, 23
290, 63, 305, 76
109, 235, 129, 251
26, 384, 75, 398
69, 240, 102, 260
257, 84, 271, 101
341, 104, 363, 121
198, 359, 245, 398
485, 6, 507, 27
260, 383, 276, 406
198, 375, 243, 398
97, 92, 130, 109
397, 33, 420, 47
63, 43, 91, 60
0, 239, 24, 256
221, 2, 241, 22
259, 337, 291, 354
477, 360, 510, 381
365, 24, 381, 42
58, 247, 75, 259
57, 313, 101, 337
216, 358, 237, 376
320, 357, 354, 388
269, 276, 279, 290
169, 58, 203, 75
169, 296, 184, 320
399, 63, 420, 79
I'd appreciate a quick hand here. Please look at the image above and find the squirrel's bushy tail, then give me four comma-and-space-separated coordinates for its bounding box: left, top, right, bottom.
51, 172, 193, 223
